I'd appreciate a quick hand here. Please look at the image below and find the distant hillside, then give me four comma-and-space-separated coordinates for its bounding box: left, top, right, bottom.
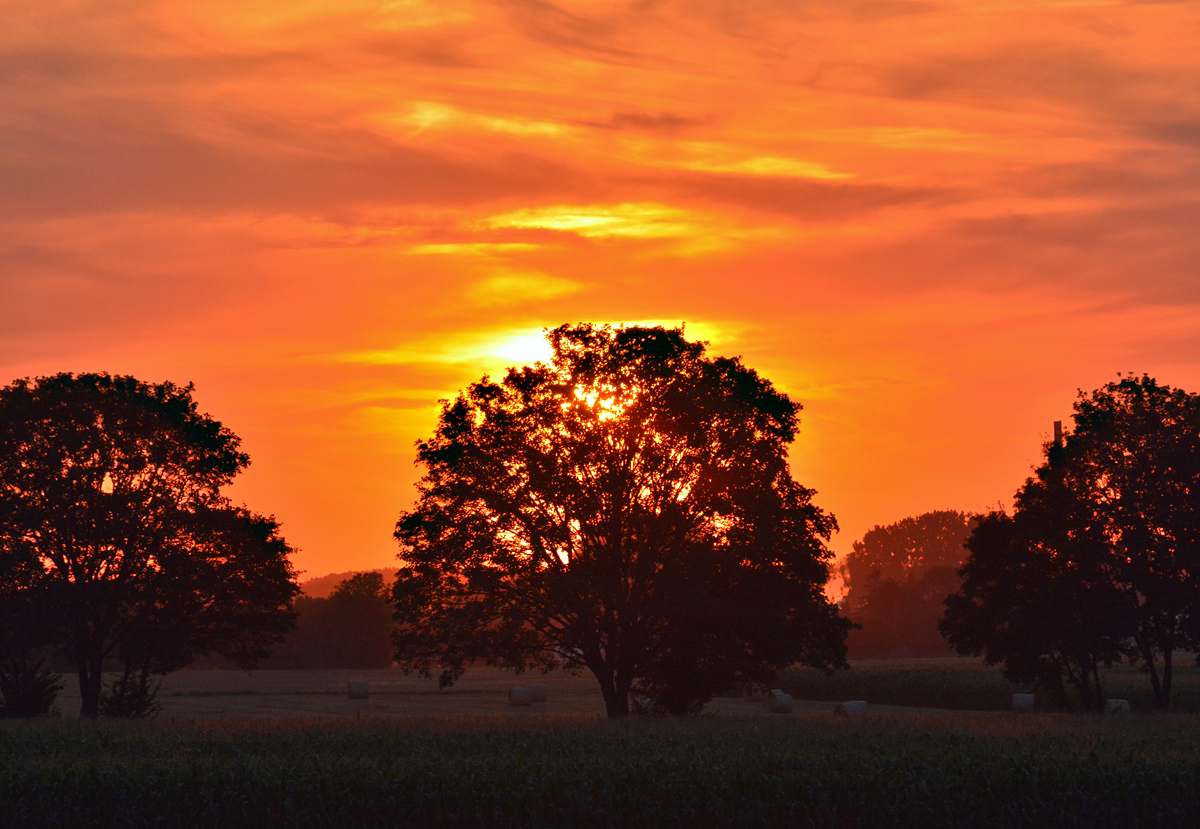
300, 568, 399, 599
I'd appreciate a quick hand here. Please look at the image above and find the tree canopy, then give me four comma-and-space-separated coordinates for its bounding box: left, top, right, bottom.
0, 373, 299, 717
838, 510, 971, 658
941, 375, 1200, 710
262, 572, 395, 670
840, 510, 972, 611
392, 324, 849, 716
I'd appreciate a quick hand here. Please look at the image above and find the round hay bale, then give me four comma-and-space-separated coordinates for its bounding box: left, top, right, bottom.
1012, 693, 1034, 712
763, 689, 793, 714
347, 680, 369, 700
508, 686, 532, 707
833, 700, 867, 717
1105, 698, 1130, 714
529, 684, 547, 703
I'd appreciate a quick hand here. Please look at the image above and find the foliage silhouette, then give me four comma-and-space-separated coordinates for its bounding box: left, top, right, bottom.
942, 374, 1200, 710
300, 568, 398, 599
98, 667, 162, 719
1067, 375, 1200, 709
839, 510, 971, 658
0, 373, 299, 717
392, 324, 849, 717
0, 535, 62, 717
941, 510, 1126, 711
262, 572, 395, 669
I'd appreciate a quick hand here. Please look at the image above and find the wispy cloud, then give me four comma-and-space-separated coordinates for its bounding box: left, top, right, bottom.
6, 0, 1200, 577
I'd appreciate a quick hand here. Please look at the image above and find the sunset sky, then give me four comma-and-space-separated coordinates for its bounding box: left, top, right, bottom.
4, 0, 1200, 582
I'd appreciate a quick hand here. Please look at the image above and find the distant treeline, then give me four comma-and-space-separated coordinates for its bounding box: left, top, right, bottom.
193, 571, 396, 670
300, 568, 399, 600
839, 510, 972, 660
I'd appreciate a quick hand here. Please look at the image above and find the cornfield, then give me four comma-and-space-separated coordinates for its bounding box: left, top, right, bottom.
3, 712, 1198, 828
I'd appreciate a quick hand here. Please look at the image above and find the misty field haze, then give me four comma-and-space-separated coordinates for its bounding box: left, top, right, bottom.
37, 660, 1200, 719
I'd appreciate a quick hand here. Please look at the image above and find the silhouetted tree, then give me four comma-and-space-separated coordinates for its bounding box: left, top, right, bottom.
261, 572, 396, 669
0, 373, 299, 717
849, 566, 963, 659
393, 324, 849, 717
941, 375, 1200, 710
839, 510, 971, 658
301, 568, 399, 600
1066, 375, 1200, 710
941, 509, 1127, 711
327, 572, 394, 668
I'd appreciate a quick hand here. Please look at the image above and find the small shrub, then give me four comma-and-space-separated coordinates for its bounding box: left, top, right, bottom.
99, 669, 162, 718
0, 652, 62, 718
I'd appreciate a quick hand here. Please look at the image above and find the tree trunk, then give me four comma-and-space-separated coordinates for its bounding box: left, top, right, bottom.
587, 661, 629, 718
604, 688, 629, 717
76, 649, 103, 718
1161, 647, 1174, 712
1140, 638, 1166, 711
1091, 661, 1104, 712
1047, 654, 1070, 711
613, 669, 633, 718
1060, 655, 1085, 712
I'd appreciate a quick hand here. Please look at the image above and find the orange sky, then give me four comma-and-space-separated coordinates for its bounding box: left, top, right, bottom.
4, 0, 1200, 582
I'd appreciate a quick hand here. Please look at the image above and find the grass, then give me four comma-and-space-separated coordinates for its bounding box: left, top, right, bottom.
50, 667, 612, 719
3, 713, 1200, 828
778, 657, 1200, 713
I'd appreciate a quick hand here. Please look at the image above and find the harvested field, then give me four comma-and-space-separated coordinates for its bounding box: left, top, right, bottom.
49, 667, 986, 720
779, 657, 1200, 713
47, 658, 1200, 720
53, 667, 609, 719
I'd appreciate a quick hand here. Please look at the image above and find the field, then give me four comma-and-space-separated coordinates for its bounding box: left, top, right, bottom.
48, 661, 1032, 720
4, 663, 1199, 828
5, 711, 1200, 828
779, 657, 1200, 713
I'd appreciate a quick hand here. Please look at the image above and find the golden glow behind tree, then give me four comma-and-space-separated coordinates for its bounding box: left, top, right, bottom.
392, 324, 849, 717
5, 1, 1200, 580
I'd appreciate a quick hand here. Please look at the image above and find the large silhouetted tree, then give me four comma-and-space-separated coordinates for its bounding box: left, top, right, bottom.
392, 324, 850, 717
1067, 375, 1200, 709
0, 373, 299, 717
941, 508, 1127, 711
941, 375, 1200, 711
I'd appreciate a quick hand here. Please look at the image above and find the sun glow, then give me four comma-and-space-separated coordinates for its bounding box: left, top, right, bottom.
477, 204, 697, 239
9, 0, 1200, 580
340, 329, 554, 372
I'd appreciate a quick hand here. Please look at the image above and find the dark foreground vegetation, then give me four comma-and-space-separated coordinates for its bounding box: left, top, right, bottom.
3, 715, 1199, 829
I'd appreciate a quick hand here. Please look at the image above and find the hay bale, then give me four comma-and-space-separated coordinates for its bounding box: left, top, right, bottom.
508, 686, 532, 707
833, 700, 867, 717
1012, 693, 1034, 712
347, 680, 369, 700
529, 684, 547, 703
763, 689, 793, 714
1105, 698, 1130, 714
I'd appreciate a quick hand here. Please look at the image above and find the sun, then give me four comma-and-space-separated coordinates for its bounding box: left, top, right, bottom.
489, 332, 554, 367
